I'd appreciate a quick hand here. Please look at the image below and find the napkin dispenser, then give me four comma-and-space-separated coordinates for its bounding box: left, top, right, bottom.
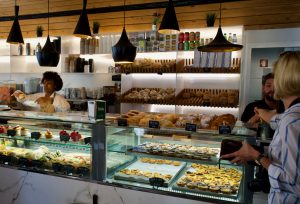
88, 100, 106, 120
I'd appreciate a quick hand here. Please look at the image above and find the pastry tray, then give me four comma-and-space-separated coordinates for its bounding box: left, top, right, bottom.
114, 159, 186, 187
172, 165, 242, 199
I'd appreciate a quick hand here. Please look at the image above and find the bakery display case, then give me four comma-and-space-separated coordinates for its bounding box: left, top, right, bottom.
105, 124, 255, 203
0, 110, 105, 180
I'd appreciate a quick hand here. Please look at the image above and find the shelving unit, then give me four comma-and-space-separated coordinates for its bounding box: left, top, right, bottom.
120, 26, 243, 116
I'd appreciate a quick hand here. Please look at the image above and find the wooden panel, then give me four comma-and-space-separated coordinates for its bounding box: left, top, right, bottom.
0, 0, 299, 38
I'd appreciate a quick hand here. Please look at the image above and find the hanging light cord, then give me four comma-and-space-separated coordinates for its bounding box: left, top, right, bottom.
219, 3, 222, 26
123, 0, 126, 28
48, 0, 50, 35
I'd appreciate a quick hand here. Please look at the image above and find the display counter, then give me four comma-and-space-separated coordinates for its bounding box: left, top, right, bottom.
0, 110, 255, 204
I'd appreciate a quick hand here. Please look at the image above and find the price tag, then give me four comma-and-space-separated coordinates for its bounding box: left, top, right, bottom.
149, 177, 165, 188
185, 123, 197, 132
149, 120, 160, 129
117, 118, 128, 126
219, 125, 232, 134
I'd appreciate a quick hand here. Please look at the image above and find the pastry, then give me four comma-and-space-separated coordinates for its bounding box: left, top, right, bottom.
183, 92, 191, 99
220, 187, 233, 194
31, 132, 41, 140
59, 130, 70, 142
7, 128, 16, 137
44, 129, 53, 139
70, 131, 82, 142
21, 127, 29, 136
14, 126, 22, 136
18, 93, 25, 100
0, 125, 7, 134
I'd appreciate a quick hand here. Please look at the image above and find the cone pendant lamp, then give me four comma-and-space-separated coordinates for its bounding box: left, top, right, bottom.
73, 0, 91, 38
158, 0, 180, 35
112, 0, 136, 64
36, 0, 60, 67
7, 2, 24, 44
198, 3, 243, 52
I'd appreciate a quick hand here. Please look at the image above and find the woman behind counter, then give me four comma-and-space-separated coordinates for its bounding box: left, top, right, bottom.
222, 51, 300, 203
12, 71, 70, 113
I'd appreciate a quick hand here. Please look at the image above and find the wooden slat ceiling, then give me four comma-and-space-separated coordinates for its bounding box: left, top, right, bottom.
0, 0, 299, 38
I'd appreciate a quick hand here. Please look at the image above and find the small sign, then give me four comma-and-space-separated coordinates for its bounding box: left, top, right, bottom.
185, 123, 197, 132
149, 177, 165, 188
259, 59, 268, 67
117, 118, 128, 126
149, 120, 160, 129
219, 125, 232, 134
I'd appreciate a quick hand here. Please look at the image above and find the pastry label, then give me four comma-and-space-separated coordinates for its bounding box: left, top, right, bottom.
185, 123, 197, 132
149, 120, 160, 129
117, 118, 128, 127
219, 125, 231, 134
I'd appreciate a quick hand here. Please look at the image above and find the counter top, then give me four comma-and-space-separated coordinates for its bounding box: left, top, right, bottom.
0, 110, 103, 124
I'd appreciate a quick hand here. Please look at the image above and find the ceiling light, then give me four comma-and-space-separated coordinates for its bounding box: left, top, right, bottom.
198, 3, 243, 52
36, 0, 60, 67
112, 0, 137, 64
7, 1, 24, 44
158, 0, 180, 35
73, 0, 91, 38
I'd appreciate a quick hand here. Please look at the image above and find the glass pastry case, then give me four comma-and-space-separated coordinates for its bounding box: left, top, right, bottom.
105, 125, 255, 204
0, 110, 103, 179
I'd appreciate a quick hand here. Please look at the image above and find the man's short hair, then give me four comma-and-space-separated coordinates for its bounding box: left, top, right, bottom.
262, 73, 274, 85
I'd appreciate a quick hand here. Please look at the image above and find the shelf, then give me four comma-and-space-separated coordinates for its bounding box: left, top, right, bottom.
60, 72, 111, 75
0, 134, 91, 149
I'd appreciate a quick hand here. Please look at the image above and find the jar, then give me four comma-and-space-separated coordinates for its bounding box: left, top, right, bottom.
178, 32, 184, 42
18, 44, 23, 55
189, 32, 195, 41
194, 41, 200, 48
195, 32, 200, 41
26, 43, 31, 55
178, 42, 184, 51
189, 41, 195, 50
184, 41, 189, 51
184, 32, 189, 42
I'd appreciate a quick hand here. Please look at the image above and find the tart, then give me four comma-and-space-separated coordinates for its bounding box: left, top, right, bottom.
220, 187, 233, 194
176, 181, 186, 187
70, 131, 82, 142
20, 127, 29, 136
59, 130, 70, 142
209, 186, 220, 193
198, 184, 209, 191
44, 130, 53, 139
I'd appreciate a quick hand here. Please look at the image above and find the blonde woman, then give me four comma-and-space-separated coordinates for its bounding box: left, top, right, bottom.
222, 51, 300, 203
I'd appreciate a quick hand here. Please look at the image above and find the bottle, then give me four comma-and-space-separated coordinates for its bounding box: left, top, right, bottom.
232, 34, 238, 44
223, 33, 227, 40
26, 43, 31, 55
36, 42, 42, 53
228, 33, 233, 43
18, 44, 23, 55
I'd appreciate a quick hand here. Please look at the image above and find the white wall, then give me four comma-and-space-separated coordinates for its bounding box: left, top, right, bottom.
240, 27, 300, 116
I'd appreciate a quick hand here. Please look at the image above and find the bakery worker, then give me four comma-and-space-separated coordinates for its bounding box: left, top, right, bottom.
12, 71, 70, 113
241, 73, 283, 125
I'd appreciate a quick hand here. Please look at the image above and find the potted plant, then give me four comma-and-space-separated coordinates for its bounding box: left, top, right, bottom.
206, 13, 216, 27
93, 21, 100, 34
152, 12, 161, 31
36, 26, 44, 37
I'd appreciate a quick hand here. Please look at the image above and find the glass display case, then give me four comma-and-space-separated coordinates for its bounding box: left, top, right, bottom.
0, 110, 255, 203
105, 125, 255, 204
0, 110, 104, 180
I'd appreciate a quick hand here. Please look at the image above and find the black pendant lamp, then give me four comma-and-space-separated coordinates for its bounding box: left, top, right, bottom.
198, 3, 243, 52
73, 0, 91, 38
36, 0, 60, 67
112, 0, 137, 64
7, 1, 24, 44
158, 0, 180, 35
